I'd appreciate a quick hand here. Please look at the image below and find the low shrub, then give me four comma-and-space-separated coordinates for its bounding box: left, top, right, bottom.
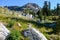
6, 30, 20, 40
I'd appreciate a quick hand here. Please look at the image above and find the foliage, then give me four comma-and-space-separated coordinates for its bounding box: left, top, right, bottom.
43, 33, 50, 40
37, 10, 42, 20
23, 8, 30, 14
7, 20, 14, 28
53, 19, 60, 34
43, 1, 51, 16
6, 30, 20, 40
56, 3, 60, 15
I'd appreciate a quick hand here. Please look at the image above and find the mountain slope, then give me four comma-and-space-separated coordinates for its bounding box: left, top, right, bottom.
4, 3, 41, 13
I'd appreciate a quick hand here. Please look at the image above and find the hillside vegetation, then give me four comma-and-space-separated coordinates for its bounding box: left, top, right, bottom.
0, 6, 60, 40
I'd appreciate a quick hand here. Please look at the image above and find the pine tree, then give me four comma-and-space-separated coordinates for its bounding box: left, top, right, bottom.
37, 10, 42, 21
43, 1, 51, 16
57, 3, 60, 16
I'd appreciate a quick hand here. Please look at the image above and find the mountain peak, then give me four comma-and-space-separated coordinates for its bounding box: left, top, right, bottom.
25, 3, 40, 8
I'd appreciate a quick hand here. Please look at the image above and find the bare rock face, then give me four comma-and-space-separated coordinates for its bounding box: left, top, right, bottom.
0, 23, 10, 40
0, 33, 5, 40
23, 24, 47, 40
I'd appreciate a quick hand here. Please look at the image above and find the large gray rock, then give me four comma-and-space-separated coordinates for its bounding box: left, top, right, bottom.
23, 27, 47, 40
0, 32, 5, 40
0, 23, 10, 40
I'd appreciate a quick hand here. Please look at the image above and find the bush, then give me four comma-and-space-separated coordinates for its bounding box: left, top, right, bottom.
7, 20, 14, 28
6, 30, 20, 40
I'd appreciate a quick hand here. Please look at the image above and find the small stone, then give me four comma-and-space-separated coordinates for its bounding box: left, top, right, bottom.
17, 23, 21, 27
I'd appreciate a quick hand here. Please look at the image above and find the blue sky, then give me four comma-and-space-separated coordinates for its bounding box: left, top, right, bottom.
0, 0, 60, 9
